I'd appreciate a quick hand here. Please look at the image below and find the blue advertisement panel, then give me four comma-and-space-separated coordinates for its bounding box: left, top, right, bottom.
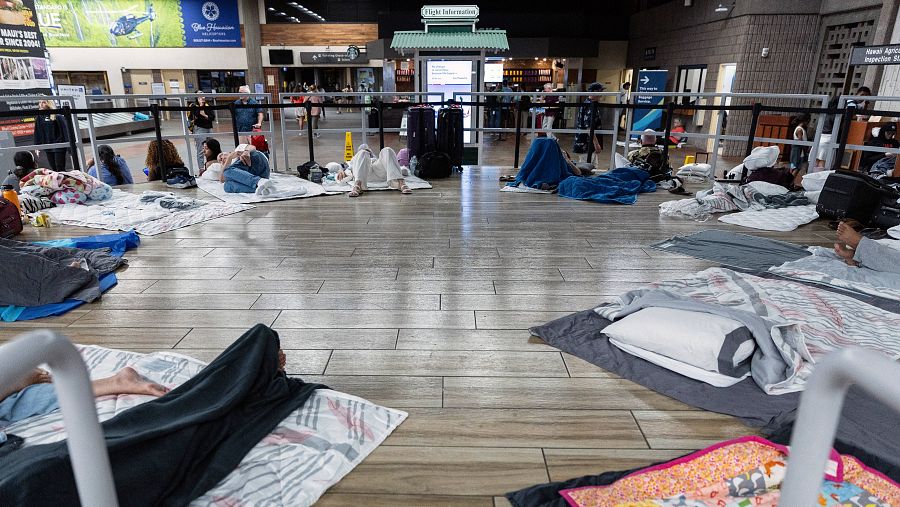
632, 70, 668, 132
181, 0, 241, 47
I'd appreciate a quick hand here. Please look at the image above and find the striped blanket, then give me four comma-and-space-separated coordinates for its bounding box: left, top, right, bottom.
596, 268, 900, 394
3, 345, 406, 506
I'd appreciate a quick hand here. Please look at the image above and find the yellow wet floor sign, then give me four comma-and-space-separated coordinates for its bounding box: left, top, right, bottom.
344, 132, 354, 161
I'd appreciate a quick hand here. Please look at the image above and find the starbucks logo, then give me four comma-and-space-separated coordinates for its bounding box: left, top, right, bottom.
202, 2, 220, 21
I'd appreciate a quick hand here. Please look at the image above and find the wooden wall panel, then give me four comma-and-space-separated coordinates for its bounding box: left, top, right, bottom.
261, 24, 378, 47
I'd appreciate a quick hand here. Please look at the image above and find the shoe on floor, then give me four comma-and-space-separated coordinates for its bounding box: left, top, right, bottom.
166, 174, 197, 189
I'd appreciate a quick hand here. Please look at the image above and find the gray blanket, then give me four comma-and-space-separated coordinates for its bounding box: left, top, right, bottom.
651, 229, 810, 272
531, 308, 900, 479
0, 238, 126, 306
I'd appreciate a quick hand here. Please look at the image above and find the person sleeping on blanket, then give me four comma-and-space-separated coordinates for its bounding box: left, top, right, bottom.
0, 367, 168, 427
0, 349, 288, 427
834, 221, 900, 274
336, 144, 413, 197
219, 143, 273, 195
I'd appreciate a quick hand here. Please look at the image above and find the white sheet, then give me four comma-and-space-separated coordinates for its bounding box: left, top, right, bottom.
320, 174, 433, 193
198, 172, 339, 204
500, 184, 553, 194
770, 245, 900, 300
4, 345, 407, 507
718, 204, 819, 232
44, 189, 253, 236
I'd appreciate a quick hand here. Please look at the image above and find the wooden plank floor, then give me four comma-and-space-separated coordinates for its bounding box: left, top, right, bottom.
6, 167, 837, 506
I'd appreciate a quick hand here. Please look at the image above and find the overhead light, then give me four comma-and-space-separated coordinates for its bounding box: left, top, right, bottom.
277, 11, 285, 15
714, 3, 729, 12
534, 57, 538, 60
266, 6, 274, 10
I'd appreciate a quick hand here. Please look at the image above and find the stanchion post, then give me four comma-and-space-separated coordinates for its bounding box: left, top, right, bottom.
378, 99, 385, 150
62, 105, 81, 172
151, 103, 167, 180
513, 99, 523, 168
229, 102, 239, 147
306, 101, 315, 162
832, 105, 854, 172
662, 101, 675, 162
586, 101, 598, 164
744, 102, 763, 157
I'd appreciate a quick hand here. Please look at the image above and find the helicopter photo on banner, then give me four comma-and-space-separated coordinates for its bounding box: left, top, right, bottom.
34, 0, 241, 48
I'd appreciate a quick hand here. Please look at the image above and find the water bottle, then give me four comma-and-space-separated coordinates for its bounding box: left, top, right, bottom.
310, 166, 323, 184
1, 184, 22, 215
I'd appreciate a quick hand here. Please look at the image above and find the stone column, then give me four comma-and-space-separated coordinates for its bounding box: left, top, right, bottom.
241, 0, 265, 89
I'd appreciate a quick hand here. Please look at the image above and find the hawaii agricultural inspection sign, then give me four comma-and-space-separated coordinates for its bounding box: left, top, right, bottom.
850, 45, 900, 66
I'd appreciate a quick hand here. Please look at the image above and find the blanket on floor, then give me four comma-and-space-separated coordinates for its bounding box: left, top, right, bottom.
770, 244, 900, 299
508, 436, 900, 507
44, 189, 253, 236
198, 173, 338, 204
650, 230, 811, 271
321, 173, 433, 192
0, 325, 405, 506
718, 204, 820, 232
557, 167, 656, 204
20, 168, 112, 205
508, 138, 574, 189
659, 181, 814, 228
0, 231, 138, 323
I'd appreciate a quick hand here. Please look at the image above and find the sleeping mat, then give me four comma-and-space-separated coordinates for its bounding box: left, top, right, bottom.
0, 324, 326, 507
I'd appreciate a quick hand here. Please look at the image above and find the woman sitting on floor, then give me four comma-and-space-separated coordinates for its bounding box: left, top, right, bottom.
145, 140, 186, 182
200, 138, 223, 174
12, 151, 38, 180
338, 145, 411, 197
86, 145, 134, 186
220, 144, 273, 195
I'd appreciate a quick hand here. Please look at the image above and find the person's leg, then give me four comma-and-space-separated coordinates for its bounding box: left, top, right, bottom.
223, 166, 260, 193
0, 383, 59, 425
543, 115, 556, 139
816, 133, 832, 169
91, 367, 168, 397
47, 150, 66, 172
348, 150, 372, 196
380, 148, 410, 192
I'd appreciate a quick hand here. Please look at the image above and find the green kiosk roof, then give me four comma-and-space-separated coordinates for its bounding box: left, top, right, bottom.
391, 29, 509, 51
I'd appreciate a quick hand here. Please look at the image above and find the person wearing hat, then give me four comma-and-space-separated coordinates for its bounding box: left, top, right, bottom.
573, 83, 605, 164
860, 122, 898, 176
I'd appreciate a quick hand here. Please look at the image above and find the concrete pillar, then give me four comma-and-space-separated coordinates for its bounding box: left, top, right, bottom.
865, 0, 900, 91
241, 0, 265, 89
875, 4, 900, 111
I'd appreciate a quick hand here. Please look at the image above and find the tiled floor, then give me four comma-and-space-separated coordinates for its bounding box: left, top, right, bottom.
6, 162, 838, 506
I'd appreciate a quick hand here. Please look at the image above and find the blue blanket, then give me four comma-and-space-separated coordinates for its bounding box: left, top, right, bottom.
557, 167, 656, 204
508, 138, 574, 189
1, 231, 140, 322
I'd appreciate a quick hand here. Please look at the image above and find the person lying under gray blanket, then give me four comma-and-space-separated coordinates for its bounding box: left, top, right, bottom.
835, 222, 900, 274
0, 238, 126, 307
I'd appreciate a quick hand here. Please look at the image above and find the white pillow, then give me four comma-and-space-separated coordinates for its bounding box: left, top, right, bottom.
747, 181, 789, 196
801, 170, 833, 192
743, 145, 780, 170
610, 339, 747, 387
614, 152, 630, 169
676, 163, 711, 179
603, 307, 756, 386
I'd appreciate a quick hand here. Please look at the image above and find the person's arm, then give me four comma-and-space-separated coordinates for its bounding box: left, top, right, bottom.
255, 108, 263, 128
853, 238, 900, 274
207, 106, 216, 122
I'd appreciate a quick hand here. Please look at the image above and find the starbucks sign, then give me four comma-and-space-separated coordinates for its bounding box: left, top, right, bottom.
420, 5, 479, 19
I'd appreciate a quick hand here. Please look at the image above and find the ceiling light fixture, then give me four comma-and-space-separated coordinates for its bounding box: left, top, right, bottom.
714, 2, 734, 13
266, 6, 274, 10
286, 2, 326, 22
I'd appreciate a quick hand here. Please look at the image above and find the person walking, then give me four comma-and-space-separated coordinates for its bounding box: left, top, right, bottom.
33, 99, 69, 172
307, 84, 323, 139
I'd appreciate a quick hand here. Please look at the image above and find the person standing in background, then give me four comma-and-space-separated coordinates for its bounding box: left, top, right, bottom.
33, 99, 69, 172
233, 85, 263, 135
541, 83, 559, 140
188, 93, 215, 171
307, 84, 323, 139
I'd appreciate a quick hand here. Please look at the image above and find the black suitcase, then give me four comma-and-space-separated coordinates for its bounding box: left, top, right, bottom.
437, 106, 464, 168
871, 205, 900, 229
407, 106, 436, 159
816, 171, 900, 224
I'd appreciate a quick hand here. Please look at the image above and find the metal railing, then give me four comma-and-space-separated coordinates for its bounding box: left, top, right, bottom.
0, 331, 118, 506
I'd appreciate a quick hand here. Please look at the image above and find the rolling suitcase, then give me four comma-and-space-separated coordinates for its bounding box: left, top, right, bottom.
437, 106, 464, 169
816, 171, 900, 224
407, 106, 436, 159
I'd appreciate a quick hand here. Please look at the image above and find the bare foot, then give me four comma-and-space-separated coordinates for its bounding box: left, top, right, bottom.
834, 243, 860, 267
92, 367, 169, 398
10, 368, 51, 393
837, 222, 863, 249
278, 350, 286, 372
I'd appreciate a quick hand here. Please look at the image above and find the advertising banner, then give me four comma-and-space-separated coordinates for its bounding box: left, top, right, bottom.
632, 69, 668, 132
35, 0, 240, 48
0, 0, 52, 139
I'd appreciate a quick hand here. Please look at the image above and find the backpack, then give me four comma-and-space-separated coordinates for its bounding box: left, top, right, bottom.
0, 197, 23, 238
251, 127, 269, 153
297, 161, 320, 179
415, 152, 452, 179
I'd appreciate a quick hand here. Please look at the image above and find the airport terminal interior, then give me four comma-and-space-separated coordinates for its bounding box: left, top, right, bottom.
3, 0, 900, 505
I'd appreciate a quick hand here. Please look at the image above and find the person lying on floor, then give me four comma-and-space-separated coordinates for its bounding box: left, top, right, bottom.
627, 129, 667, 165
834, 221, 900, 274
337, 144, 412, 197
0, 367, 168, 426
219, 143, 273, 194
